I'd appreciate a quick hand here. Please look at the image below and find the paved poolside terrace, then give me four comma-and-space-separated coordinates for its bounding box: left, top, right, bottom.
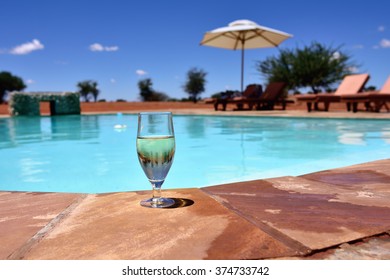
1, 103, 390, 259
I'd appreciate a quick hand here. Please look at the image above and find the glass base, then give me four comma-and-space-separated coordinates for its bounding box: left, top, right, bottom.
140, 197, 175, 208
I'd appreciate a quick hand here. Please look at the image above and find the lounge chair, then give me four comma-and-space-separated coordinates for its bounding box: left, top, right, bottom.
296, 73, 370, 112
214, 84, 263, 111
253, 82, 287, 110
340, 75, 390, 112
214, 82, 287, 111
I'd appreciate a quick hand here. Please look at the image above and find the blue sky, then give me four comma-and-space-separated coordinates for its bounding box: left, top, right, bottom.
1, 0, 389, 101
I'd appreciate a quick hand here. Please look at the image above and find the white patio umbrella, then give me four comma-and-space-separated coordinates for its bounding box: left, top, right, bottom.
200, 19, 293, 93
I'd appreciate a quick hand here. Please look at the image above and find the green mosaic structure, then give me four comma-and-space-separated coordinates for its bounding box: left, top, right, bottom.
9, 92, 81, 116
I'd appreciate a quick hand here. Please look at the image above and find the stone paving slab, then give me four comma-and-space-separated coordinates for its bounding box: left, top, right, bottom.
202, 174, 390, 252
302, 159, 390, 186
1, 159, 390, 260
20, 188, 296, 260
307, 233, 390, 260
0, 192, 83, 259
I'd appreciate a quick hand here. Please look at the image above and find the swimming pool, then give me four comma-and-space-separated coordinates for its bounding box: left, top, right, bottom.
1, 114, 390, 193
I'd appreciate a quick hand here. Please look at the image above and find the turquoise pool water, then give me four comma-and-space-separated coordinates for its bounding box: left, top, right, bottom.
1, 114, 390, 193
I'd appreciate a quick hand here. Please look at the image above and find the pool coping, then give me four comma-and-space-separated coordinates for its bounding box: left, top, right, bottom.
1, 108, 390, 259
2, 107, 390, 119
81, 109, 390, 119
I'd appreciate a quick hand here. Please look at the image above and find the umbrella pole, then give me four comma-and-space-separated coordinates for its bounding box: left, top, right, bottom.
241, 48, 244, 93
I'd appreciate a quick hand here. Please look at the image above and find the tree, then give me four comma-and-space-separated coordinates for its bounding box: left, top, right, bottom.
0, 71, 26, 104
138, 78, 168, 101
257, 48, 297, 90
138, 78, 154, 101
76, 80, 99, 102
257, 42, 357, 93
183, 67, 207, 103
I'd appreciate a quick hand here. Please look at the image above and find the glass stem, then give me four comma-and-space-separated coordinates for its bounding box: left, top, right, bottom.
151, 181, 164, 202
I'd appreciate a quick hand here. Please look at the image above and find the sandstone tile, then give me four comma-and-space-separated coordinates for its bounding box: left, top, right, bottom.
313, 159, 390, 176
306, 233, 390, 260
268, 176, 390, 208
22, 189, 296, 260
203, 177, 390, 252
0, 192, 83, 259
301, 160, 390, 194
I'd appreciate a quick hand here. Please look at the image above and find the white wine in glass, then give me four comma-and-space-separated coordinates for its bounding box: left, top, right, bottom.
136, 112, 176, 208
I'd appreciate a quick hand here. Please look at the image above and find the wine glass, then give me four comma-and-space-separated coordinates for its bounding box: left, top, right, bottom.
136, 112, 176, 208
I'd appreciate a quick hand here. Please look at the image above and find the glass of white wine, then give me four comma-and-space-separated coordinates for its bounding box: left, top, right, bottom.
136, 112, 176, 208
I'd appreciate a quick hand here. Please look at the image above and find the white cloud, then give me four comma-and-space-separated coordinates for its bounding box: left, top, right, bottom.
380, 39, 390, 48
378, 25, 385, 32
110, 78, 116, 83
89, 43, 119, 52
10, 39, 44, 55
26, 79, 35, 84
136, 69, 148, 76
90, 43, 104, 51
